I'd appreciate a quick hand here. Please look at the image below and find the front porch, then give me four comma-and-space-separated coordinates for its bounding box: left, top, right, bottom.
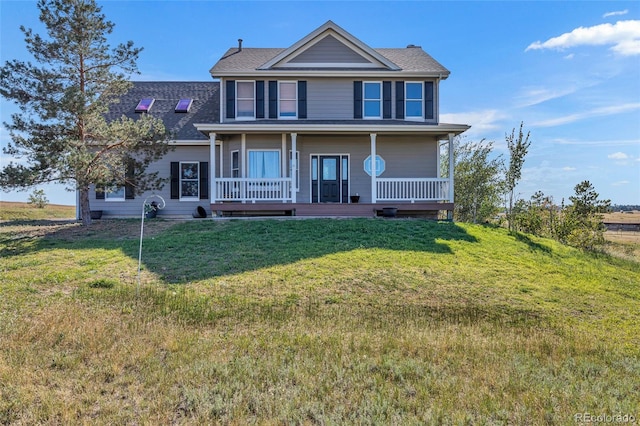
197, 126, 462, 217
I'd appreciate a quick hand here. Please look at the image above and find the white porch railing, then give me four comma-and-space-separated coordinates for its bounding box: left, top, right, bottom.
377, 178, 450, 202
215, 178, 293, 203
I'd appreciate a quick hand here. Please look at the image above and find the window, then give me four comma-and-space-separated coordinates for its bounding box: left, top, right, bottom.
231, 151, 239, 178
405, 82, 423, 119
363, 82, 381, 118
248, 151, 280, 178
279, 82, 297, 118
135, 98, 154, 113
175, 98, 192, 113
236, 81, 255, 119
180, 162, 199, 199
105, 186, 125, 201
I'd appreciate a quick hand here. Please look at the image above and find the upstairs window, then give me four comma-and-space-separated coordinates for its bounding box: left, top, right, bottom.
279, 81, 297, 118
236, 81, 255, 119
363, 82, 382, 119
405, 82, 423, 120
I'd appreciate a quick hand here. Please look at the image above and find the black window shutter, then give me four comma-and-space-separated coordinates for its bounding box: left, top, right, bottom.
226, 80, 235, 119
199, 162, 209, 199
95, 186, 105, 200
268, 81, 278, 119
395, 81, 404, 119
353, 81, 363, 119
255, 81, 265, 118
125, 159, 135, 199
383, 81, 392, 119
170, 162, 179, 199
298, 81, 307, 119
425, 81, 434, 120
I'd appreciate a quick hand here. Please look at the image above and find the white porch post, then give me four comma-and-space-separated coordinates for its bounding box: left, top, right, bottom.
370, 133, 377, 203
241, 134, 246, 203
448, 132, 454, 203
291, 132, 297, 203
209, 132, 217, 202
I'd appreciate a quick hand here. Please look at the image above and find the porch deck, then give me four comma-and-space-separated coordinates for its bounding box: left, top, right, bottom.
211, 202, 453, 218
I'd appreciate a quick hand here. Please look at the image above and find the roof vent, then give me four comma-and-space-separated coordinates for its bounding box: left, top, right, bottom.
238, 38, 243, 51
406, 44, 421, 48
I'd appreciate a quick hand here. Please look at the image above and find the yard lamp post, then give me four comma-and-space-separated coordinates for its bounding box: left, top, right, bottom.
137, 194, 165, 296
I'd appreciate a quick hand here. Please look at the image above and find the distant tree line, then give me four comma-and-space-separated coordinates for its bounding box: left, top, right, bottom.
443, 123, 611, 251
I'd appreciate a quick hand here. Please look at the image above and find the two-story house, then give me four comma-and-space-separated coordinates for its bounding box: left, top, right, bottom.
91, 21, 469, 218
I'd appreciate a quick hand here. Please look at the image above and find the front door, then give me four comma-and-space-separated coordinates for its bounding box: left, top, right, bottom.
311, 155, 349, 203
320, 156, 340, 202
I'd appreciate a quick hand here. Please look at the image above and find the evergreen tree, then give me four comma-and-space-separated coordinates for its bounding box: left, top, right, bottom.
562, 181, 611, 250
0, 0, 170, 225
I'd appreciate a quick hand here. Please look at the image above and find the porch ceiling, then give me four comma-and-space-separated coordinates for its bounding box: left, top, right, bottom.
194, 120, 469, 139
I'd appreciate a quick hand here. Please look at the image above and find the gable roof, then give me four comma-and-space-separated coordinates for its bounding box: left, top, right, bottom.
257, 20, 400, 71
106, 81, 219, 141
210, 21, 449, 78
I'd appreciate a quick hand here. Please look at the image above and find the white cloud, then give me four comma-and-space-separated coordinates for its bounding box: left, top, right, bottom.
516, 86, 580, 107
440, 109, 508, 137
612, 180, 630, 186
532, 102, 640, 127
608, 152, 629, 160
564, 53, 575, 59
526, 20, 640, 56
603, 10, 628, 18
562, 166, 577, 171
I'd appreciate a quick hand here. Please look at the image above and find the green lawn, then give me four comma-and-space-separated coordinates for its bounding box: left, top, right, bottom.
1, 218, 638, 424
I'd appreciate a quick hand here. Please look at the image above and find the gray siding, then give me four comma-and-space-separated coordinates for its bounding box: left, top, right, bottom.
90, 146, 212, 217
294, 134, 439, 203
289, 35, 371, 64
222, 77, 440, 123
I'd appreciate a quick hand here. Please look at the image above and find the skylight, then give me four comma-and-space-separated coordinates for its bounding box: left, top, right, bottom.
175, 98, 193, 113
135, 98, 155, 113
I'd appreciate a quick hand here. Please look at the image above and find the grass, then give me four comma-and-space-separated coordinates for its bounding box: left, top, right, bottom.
1, 217, 639, 424
0, 201, 75, 221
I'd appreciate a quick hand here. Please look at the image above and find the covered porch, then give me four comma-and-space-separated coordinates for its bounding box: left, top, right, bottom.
195, 122, 467, 217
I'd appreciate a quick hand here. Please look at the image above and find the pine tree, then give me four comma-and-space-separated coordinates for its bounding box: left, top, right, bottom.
0, 0, 170, 225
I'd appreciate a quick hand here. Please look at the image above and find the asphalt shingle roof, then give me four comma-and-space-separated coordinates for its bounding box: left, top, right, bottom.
106, 81, 219, 140
210, 46, 449, 75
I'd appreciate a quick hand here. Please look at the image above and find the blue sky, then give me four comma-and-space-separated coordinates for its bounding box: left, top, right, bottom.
1, 0, 639, 205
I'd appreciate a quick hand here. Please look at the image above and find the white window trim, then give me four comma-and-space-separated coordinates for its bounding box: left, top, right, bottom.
405, 81, 424, 122
179, 161, 200, 201
363, 81, 382, 119
247, 149, 282, 178
278, 81, 298, 119
236, 80, 256, 121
